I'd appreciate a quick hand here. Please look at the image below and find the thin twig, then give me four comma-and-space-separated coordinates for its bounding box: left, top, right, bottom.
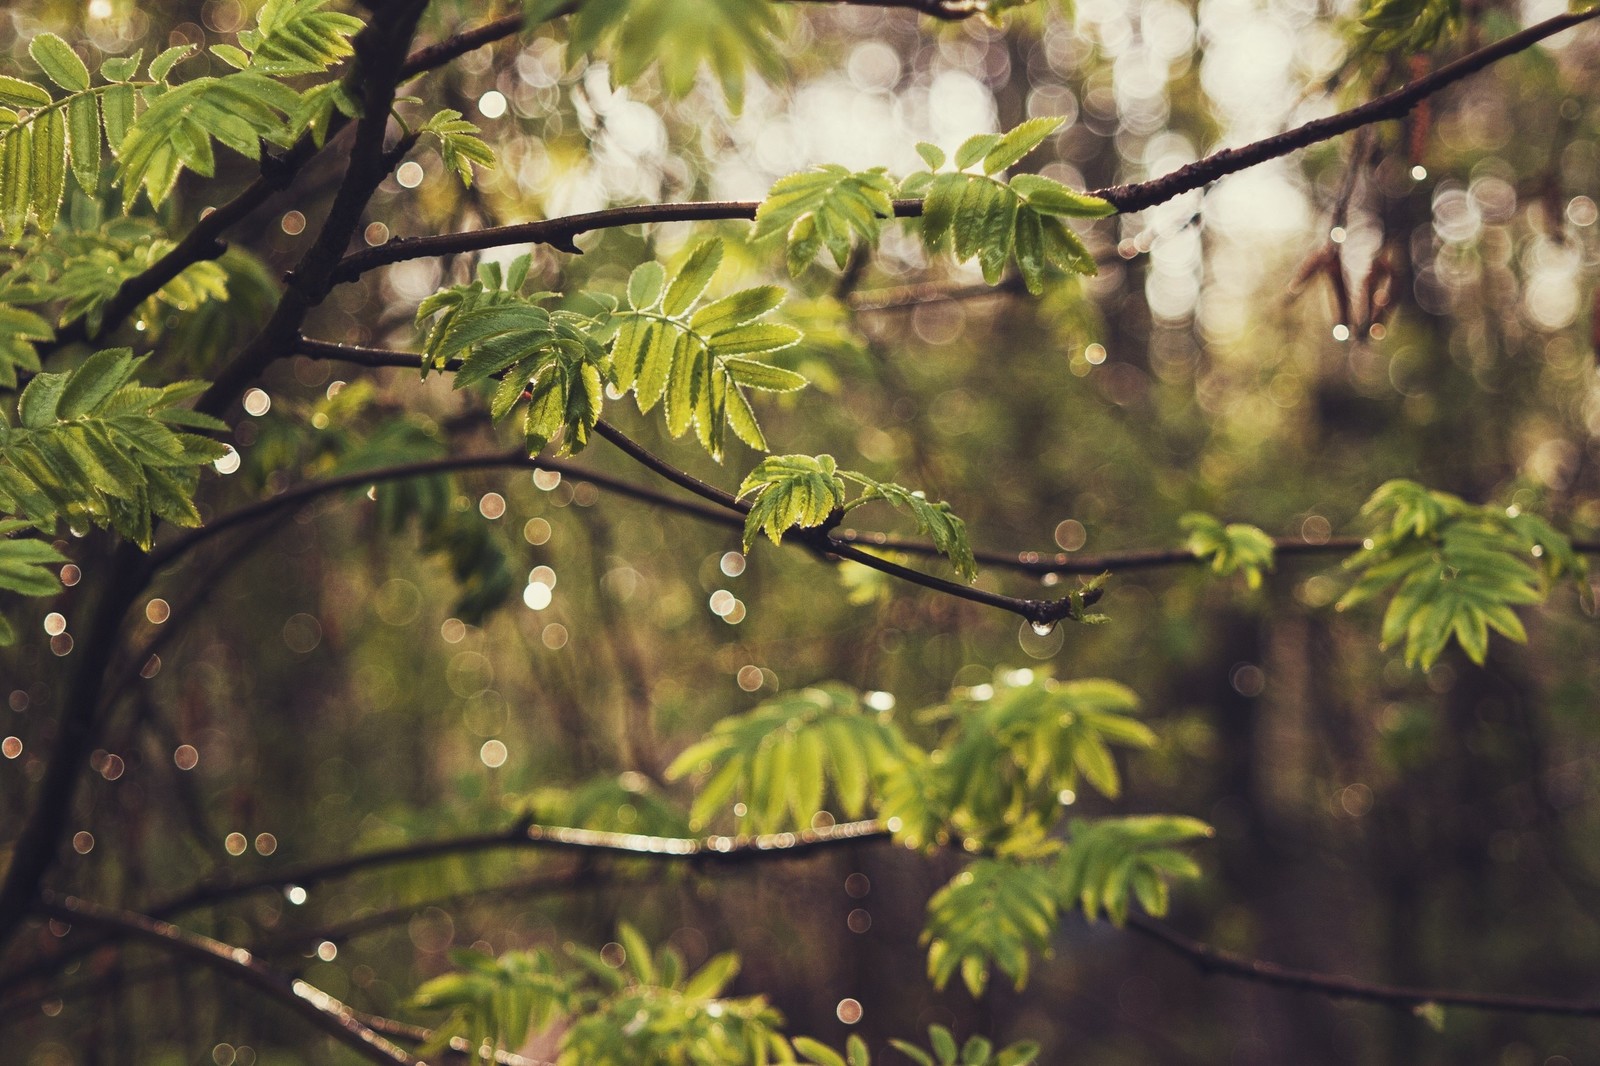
36, 893, 423, 1065
149, 819, 892, 920
1097, 9, 1600, 213
31, 828, 1600, 1023
1125, 914, 1600, 1019
331, 9, 1599, 281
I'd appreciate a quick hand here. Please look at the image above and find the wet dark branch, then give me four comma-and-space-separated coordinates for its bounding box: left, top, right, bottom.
334, 200, 924, 280
358, 1013, 551, 1066
148, 449, 740, 573
590, 420, 748, 513
40, 11, 529, 358
398, 13, 531, 79
20, 827, 1600, 1023
291, 341, 1600, 613
1099, 9, 1600, 211
331, 8, 1597, 280
585, 421, 1083, 624
147, 819, 891, 920
0, 0, 435, 964
787, 0, 984, 18
36, 893, 424, 1065
1125, 913, 1600, 1019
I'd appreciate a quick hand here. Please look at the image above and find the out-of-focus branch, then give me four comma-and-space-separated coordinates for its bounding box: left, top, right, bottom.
36, 893, 424, 1065
332, 8, 1599, 280
1126, 914, 1600, 1018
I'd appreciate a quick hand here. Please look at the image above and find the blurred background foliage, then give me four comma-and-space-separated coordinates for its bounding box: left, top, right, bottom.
3, 0, 1600, 1062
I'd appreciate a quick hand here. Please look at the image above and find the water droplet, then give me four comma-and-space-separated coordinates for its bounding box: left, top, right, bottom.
1030, 620, 1056, 636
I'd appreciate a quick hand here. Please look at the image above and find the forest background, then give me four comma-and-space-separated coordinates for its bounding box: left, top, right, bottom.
3, 0, 1600, 1063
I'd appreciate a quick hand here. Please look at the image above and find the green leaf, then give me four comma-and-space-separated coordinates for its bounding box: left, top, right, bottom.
1008, 174, 1116, 218
30, 35, 90, 94
753, 165, 896, 275
795, 1037, 848, 1066
923, 860, 1057, 995
955, 132, 1002, 170
844, 472, 976, 582
18, 371, 68, 429
691, 286, 785, 336
662, 239, 723, 317
665, 683, 908, 832
66, 93, 100, 194
981, 116, 1064, 174
915, 142, 946, 170
100, 53, 142, 83
30, 107, 67, 235
737, 454, 847, 548
0, 76, 53, 109
627, 261, 666, 311
723, 357, 806, 391
1180, 512, 1275, 589
147, 44, 196, 84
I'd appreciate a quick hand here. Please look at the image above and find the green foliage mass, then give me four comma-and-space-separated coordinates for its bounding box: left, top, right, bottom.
0, 348, 228, 549
1339, 480, 1588, 670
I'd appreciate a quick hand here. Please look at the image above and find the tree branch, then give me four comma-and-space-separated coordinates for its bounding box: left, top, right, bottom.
36, 893, 424, 1065
148, 449, 740, 573
1097, 9, 1600, 213
330, 8, 1598, 281
289, 340, 1600, 616
39, 9, 529, 358
0, 1, 435, 961
149, 819, 892, 920
1125, 913, 1600, 1019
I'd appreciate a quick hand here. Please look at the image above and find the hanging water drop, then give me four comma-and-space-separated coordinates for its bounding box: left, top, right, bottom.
1029, 620, 1056, 636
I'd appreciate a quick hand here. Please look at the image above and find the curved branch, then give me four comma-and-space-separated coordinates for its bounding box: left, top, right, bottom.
148, 449, 737, 572
1097, 9, 1600, 212
334, 200, 924, 281
1125, 914, 1600, 1019
289, 341, 1600, 609
151, 819, 891, 920
330, 9, 1598, 280
36, 893, 423, 1065
588, 420, 1085, 624
39, 9, 527, 357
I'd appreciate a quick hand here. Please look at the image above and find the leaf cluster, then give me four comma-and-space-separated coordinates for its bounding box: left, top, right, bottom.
663, 670, 1207, 999
527, 0, 786, 110
419, 109, 496, 187
0, 208, 236, 384
736, 456, 975, 580
921, 813, 1208, 996
1338, 480, 1588, 670
417, 254, 609, 455
416, 924, 786, 1066
0, 348, 228, 550
1354, 0, 1459, 56
748, 119, 1114, 291
889, 672, 1156, 852
752, 165, 897, 278
899, 119, 1113, 293
1180, 512, 1276, 590
664, 683, 908, 833
0, 0, 361, 235
610, 239, 805, 460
